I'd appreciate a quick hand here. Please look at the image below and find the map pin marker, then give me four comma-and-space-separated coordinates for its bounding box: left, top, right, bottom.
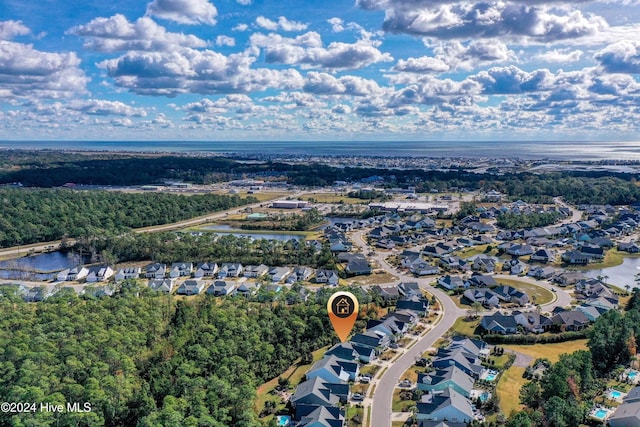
327, 291, 359, 343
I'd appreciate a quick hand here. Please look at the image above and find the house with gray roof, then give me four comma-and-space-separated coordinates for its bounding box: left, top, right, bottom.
315, 269, 339, 286
115, 266, 141, 281
286, 266, 315, 283
295, 405, 344, 427
169, 262, 193, 278
418, 421, 467, 427
291, 377, 340, 408
269, 266, 291, 282
207, 280, 236, 296
243, 264, 269, 278
493, 285, 529, 305
217, 263, 243, 278
306, 355, 359, 383
415, 388, 475, 424
396, 296, 430, 316
145, 263, 166, 279
350, 331, 390, 354
437, 275, 468, 291
176, 279, 206, 295
608, 386, 640, 427
463, 288, 500, 308
417, 366, 475, 397
194, 262, 218, 278
148, 278, 175, 293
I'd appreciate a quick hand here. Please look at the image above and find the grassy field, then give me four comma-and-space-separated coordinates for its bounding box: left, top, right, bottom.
496, 366, 527, 417
392, 388, 416, 412
254, 345, 329, 420
300, 192, 368, 204
450, 316, 480, 336
502, 339, 589, 363
495, 278, 555, 306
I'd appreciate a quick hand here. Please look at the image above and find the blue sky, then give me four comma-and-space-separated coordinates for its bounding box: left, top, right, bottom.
1, 0, 640, 141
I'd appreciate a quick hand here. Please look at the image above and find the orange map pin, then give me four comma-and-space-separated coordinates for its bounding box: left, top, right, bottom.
327, 291, 359, 342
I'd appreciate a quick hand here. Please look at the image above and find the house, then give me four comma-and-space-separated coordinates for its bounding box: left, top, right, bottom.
467, 274, 497, 288
295, 405, 344, 427
439, 256, 470, 272
169, 262, 193, 278
415, 388, 475, 424
530, 248, 554, 263
315, 269, 340, 286
86, 265, 114, 283
243, 264, 269, 278
207, 280, 236, 296
542, 309, 590, 332
576, 304, 606, 322
411, 261, 440, 276
194, 262, 218, 278
527, 266, 556, 279
56, 266, 89, 282
480, 312, 519, 334
287, 266, 315, 284
579, 244, 605, 259
145, 263, 166, 279
493, 285, 529, 305
437, 275, 468, 291
417, 366, 475, 397
366, 317, 408, 338
235, 281, 260, 297
325, 342, 376, 364
472, 257, 496, 273
553, 270, 585, 286
176, 279, 206, 295
502, 259, 527, 275
619, 242, 640, 254
562, 250, 591, 265
344, 256, 371, 276
24, 286, 56, 302
463, 288, 500, 308
217, 263, 243, 278
507, 244, 535, 257
418, 421, 467, 427
85, 284, 115, 298
350, 331, 390, 354
608, 386, 640, 427
372, 285, 401, 302
148, 279, 175, 293
396, 296, 430, 316
306, 355, 359, 383
291, 377, 340, 409
399, 282, 422, 297
115, 266, 141, 281
432, 346, 484, 379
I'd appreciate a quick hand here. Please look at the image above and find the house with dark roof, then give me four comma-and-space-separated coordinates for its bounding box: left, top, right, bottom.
502, 259, 528, 275
471, 257, 496, 273
437, 275, 468, 291
527, 265, 556, 279
418, 421, 467, 427
291, 377, 340, 409
467, 274, 497, 288
492, 285, 529, 305
345, 256, 372, 276
463, 288, 500, 308
350, 331, 390, 354
530, 248, 554, 263
480, 312, 519, 334
371, 285, 400, 302
507, 244, 535, 257
295, 405, 344, 427
286, 266, 315, 284
306, 355, 359, 383
194, 262, 218, 278
396, 296, 429, 316
398, 282, 422, 297
145, 263, 166, 279
325, 342, 376, 364
619, 242, 640, 254
542, 309, 590, 332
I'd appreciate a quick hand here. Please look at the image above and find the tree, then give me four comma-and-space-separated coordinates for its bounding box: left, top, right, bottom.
519, 381, 542, 408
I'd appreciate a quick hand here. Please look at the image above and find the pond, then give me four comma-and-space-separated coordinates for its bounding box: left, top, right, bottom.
0, 251, 84, 281
585, 256, 640, 289
200, 225, 305, 242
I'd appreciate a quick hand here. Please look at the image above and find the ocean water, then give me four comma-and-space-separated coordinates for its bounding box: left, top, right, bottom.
2, 140, 640, 160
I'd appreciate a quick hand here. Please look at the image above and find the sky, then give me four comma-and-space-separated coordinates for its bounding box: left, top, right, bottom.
1, 0, 640, 142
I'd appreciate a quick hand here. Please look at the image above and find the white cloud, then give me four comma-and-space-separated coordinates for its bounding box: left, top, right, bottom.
98, 47, 304, 96
359, 1, 607, 43
146, 0, 218, 25
68, 14, 207, 52
250, 31, 393, 70
255, 16, 308, 32
0, 20, 31, 40
595, 40, 640, 73
0, 40, 88, 99
534, 48, 584, 63
236, 0, 252, 4
233, 23, 249, 31
216, 35, 235, 47
393, 56, 450, 73
328, 17, 344, 32
69, 99, 148, 116
303, 71, 385, 96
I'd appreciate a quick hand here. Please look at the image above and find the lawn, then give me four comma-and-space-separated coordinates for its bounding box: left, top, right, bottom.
495, 278, 555, 306
496, 366, 527, 417
502, 339, 589, 363
450, 316, 480, 336
360, 364, 381, 377
392, 388, 416, 412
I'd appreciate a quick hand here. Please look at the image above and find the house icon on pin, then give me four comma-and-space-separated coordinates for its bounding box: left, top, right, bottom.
336, 297, 351, 315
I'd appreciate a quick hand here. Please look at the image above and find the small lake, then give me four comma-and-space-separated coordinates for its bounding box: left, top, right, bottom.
0, 251, 84, 281
586, 256, 640, 289
200, 225, 305, 242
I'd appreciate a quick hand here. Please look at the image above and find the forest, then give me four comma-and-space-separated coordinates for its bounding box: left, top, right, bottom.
2, 151, 640, 206
0, 189, 256, 248
0, 282, 341, 427
506, 290, 640, 427
496, 211, 563, 229
72, 231, 338, 269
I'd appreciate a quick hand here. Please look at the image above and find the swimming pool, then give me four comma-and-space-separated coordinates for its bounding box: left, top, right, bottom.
593, 409, 608, 420
609, 390, 623, 400
276, 415, 291, 426
480, 392, 491, 402
629, 371, 638, 379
